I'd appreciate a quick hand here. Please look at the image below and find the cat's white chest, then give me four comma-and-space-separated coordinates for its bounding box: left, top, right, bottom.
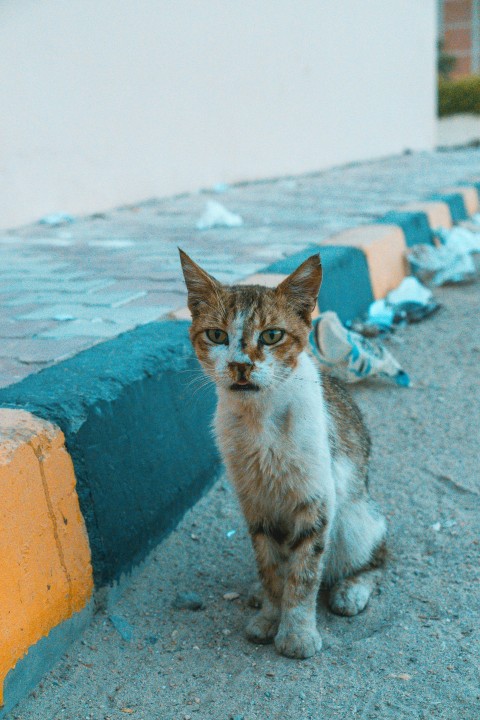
215, 353, 332, 498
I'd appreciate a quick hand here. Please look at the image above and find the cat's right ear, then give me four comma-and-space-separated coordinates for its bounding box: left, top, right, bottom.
179, 249, 222, 314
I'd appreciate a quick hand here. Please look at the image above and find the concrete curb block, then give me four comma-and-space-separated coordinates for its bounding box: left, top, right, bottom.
262, 245, 374, 324
428, 192, 468, 223
1, 178, 479, 714
1, 603, 94, 719
0, 409, 93, 715
0, 321, 220, 590
398, 201, 453, 230
377, 211, 433, 246
321, 224, 408, 300
447, 185, 479, 215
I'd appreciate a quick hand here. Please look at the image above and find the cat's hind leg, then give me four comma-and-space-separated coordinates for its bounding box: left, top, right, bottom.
325, 495, 387, 617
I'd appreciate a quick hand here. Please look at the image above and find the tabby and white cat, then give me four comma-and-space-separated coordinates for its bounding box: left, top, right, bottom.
180, 249, 386, 659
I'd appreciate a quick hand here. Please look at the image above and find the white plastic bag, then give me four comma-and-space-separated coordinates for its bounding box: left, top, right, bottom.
196, 201, 243, 230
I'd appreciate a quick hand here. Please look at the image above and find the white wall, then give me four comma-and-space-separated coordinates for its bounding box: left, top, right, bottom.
0, 0, 437, 229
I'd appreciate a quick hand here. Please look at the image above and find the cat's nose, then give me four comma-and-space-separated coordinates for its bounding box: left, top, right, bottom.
228, 361, 254, 383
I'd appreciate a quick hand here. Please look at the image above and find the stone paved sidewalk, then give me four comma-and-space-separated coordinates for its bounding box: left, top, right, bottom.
2, 148, 480, 388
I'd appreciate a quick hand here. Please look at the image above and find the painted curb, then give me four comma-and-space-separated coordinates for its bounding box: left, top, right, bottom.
447, 186, 479, 215
0, 321, 221, 588
428, 192, 468, 223
0, 409, 93, 715
398, 201, 453, 230
322, 224, 408, 300
1, 603, 93, 719
378, 211, 433, 247
262, 245, 374, 324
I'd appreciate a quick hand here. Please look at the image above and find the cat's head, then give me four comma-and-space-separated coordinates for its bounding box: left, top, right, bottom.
179, 249, 322, 394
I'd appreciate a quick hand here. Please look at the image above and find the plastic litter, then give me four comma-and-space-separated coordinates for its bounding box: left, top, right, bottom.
38, 212, 75, 226
435, 226, 480, 253
387, 276, 433, 306
408, 243, 476, 285
367, 299, 396, 331
409, 224, 480, 286
196, 201, 243, 230
364, 277, 440, 331
213, 182, 229, 194
311, 311, 409, 386
461, 212, 480, 233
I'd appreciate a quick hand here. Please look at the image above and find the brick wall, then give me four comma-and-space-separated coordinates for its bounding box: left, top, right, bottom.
441, 0, 480, 75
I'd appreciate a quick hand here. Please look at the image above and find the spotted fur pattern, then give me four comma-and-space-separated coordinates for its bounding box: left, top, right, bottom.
180, 249, 387, 659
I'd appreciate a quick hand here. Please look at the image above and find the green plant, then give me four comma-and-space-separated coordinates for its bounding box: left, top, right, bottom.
438, 75, 480, 117
438, 39, 457, 79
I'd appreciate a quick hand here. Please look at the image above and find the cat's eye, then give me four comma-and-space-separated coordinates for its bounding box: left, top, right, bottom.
206, 329, 228, 345
260, 329, 284, 346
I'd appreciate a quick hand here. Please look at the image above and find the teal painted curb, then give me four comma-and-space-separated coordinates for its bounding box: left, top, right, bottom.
262, 245, 374, 324
378, 211, 433, 247
428, 193, 467, 222
0, 602, 94, 718
0, 321, 221, 587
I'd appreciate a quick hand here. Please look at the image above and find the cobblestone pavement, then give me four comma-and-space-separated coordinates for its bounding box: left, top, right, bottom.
1, 148, 480, 388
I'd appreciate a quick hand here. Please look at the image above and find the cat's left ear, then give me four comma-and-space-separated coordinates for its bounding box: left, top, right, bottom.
179, 248, 223, 314
276, 254, 322, 321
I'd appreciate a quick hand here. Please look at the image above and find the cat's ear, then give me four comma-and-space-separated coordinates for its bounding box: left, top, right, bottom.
179, 249, 223, 314
276, 254, 322, 321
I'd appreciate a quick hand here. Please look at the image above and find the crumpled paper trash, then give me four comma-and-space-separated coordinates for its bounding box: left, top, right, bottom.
196, 201, 243, 230
311, 311, 410, 386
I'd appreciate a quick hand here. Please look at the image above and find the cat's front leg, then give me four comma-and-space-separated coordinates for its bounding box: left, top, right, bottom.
245, 527, 283, 644
275, 513, 328, 659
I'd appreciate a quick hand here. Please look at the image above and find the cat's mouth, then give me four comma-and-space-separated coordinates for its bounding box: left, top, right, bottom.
230, 381, 261, 392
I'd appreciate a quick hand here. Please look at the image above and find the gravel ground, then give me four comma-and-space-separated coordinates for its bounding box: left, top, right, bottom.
9, 275, 480, 720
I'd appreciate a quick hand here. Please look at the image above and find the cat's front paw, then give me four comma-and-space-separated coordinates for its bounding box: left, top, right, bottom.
245, 612, 279, 644
274, 626, 322, 659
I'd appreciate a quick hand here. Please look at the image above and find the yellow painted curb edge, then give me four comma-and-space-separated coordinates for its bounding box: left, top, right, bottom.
0, 409, 93, 708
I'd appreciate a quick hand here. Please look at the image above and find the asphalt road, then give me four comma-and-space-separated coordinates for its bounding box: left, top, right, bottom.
9, 274, 480, 720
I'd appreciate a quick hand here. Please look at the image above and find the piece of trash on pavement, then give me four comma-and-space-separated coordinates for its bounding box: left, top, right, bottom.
223, 592, 240, 601
362, 277, 440, 333
311, 311, 410, 386
367, 299, 396, 331
38, 212, 75, 226
226, 529, 236, 538
408, 243, 476, 285
386, 276, 441, 324
388, 276, 432, 306
438, 224, 480, 252
109, 614, 134, 641
213, 182, 229, 194
172, 592, 204, 611
196, 201, 243, 230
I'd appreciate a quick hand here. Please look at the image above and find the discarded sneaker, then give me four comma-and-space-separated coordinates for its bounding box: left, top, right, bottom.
311, 311, 409, 386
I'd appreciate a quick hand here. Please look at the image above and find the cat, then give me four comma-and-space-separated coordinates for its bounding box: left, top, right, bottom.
179, 249, 387, 659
